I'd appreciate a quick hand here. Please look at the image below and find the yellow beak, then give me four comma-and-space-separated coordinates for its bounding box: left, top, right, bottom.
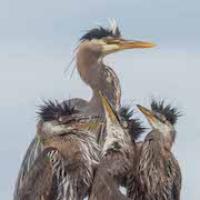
137, 104, 157, 124
102, 39, 155, 54
118, 39, 156, 50
99, 92, 118, 123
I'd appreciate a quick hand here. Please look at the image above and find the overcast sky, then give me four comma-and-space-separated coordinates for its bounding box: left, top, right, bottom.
0, 0, 200, 199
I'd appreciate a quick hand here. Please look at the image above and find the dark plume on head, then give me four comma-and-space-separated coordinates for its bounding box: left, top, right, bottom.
80, 20, 121, 41
38, 100, 77, 122
150, 99, 181, 125
119, 106, 145, 141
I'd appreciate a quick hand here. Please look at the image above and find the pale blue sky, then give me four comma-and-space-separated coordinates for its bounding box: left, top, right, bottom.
0, 0, 200, 199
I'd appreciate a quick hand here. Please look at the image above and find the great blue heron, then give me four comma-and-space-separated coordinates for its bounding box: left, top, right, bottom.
18, 127, 100, 200
89, 94, 135, 200
14, 21, 154, 199
127, 100, 182, 200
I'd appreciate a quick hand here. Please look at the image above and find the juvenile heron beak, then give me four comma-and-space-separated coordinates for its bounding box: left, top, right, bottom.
99, 92, 119, 124
137, 104, 157, 125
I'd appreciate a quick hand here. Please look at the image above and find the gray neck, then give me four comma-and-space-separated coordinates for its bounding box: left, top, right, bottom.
163, 129, 176, 150
76, 48, 121, 115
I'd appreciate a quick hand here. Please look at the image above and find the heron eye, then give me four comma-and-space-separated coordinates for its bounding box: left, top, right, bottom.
159, 116, 166, 123
155, 113, 165, 123
121, 120, 128, 128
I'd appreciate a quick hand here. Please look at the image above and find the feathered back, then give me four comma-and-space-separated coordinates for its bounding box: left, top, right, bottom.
119, 106, 145, 140
151, 100, 181, 125
38, 100, 77, 122
80, 20, 121, 41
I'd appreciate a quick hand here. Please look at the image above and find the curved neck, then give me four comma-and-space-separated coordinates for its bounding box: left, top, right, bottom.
76, 47, 121, 115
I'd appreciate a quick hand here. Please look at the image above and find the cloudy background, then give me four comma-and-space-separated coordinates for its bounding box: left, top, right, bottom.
0, 0, 200, 199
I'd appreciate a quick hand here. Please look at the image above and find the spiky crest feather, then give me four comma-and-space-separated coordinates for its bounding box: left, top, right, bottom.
38, 100, 78, 122
151, 100, 181, 125
80, 21, 121, 41
119, 106, 145, 140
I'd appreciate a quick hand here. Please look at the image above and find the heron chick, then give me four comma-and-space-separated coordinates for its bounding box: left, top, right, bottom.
89, 94, 135, 200
128, 100, 182, 200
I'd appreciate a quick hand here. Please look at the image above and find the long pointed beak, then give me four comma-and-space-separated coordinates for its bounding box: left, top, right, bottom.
118, 40, 156, 50
137, 104, 157, 124
99, 92, 119, 123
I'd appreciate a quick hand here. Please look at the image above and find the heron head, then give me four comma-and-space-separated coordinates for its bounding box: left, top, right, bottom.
137, 101, 181, 145
79, 20, 155, 57
137, 104, 172, 132
99, 92, 132, 154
